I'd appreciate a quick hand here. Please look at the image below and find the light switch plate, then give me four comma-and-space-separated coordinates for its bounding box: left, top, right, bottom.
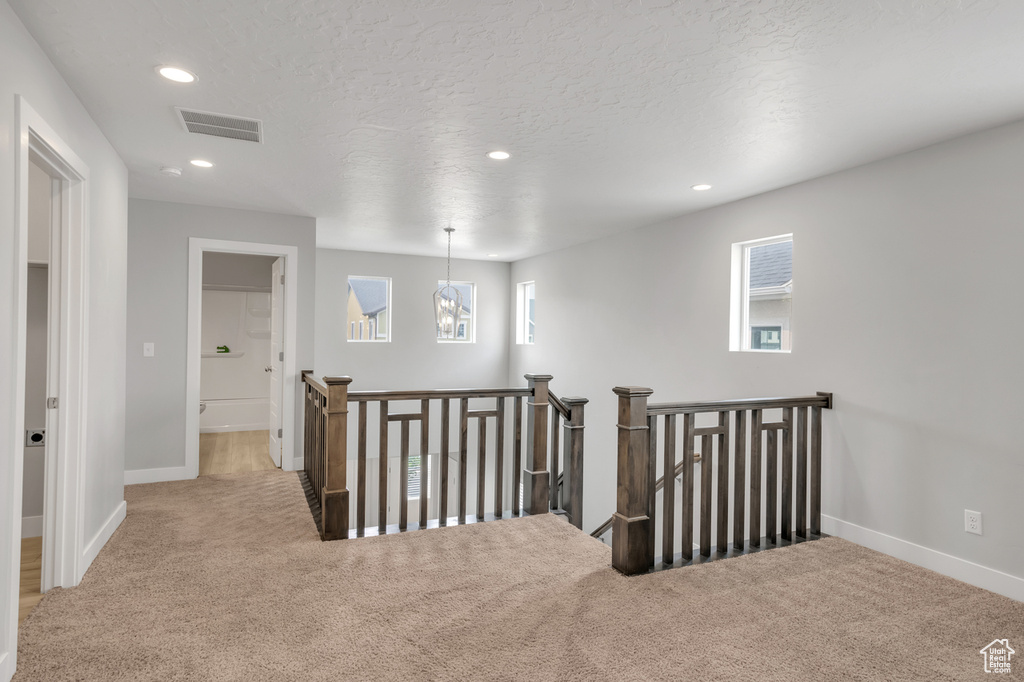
143, 342, 155, 357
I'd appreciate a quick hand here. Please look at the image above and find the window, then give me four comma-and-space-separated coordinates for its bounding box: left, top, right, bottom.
408, 454, 425, 499
347, 275, 391, 342
516, 281, 535, 344
730, 235, 792, 352
436, 281, 475, 342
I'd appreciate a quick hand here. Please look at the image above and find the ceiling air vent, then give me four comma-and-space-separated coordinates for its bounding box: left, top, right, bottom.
175, 107, 263, 143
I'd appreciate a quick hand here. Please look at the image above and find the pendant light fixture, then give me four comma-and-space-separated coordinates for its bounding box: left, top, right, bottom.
434, 227, 463, 340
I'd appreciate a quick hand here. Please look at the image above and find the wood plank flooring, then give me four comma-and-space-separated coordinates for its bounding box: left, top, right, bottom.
199, 429, 276, 476
20, 536, 43, 626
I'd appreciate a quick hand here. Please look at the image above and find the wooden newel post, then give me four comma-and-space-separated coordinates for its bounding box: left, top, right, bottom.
612, 386, 654, 575
523, 374, 552, 515
561, 397, 588, 530
322, 376, 352, 541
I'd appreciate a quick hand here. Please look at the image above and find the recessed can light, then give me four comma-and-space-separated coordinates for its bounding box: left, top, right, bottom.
487, 151, 510, 160
190, 159, 214, 168
691, 184, 712, 191
157, 66, 197, 83
487, 254, 499, 258
159, 166, 182, 177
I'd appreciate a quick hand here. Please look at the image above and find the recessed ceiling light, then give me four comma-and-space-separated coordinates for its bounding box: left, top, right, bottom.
487, 254, 499, 258
159, 166, 182, 177
190, 159, 214, 168
157, 66, 197, 83
691, 184, 712, 191
487, 151, 510, 160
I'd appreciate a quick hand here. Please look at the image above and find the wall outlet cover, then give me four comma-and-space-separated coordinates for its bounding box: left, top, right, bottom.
965, 509, 983, 535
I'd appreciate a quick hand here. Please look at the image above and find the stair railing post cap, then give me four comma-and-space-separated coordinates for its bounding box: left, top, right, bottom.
323, 376, 353, 386
612, 386, 654, 398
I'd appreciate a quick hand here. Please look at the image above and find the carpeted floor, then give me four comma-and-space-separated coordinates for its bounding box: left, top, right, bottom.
15, 470, 1024, 681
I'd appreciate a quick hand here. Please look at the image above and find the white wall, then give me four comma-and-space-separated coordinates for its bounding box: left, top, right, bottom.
315, 249, 510, 389
510, 118, 1024, 597
202, 252, 276, 290
0, 4, 128, 677
125, 199, 315, 474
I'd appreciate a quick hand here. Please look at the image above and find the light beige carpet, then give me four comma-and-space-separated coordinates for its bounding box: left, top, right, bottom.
15, 470, 1024, 681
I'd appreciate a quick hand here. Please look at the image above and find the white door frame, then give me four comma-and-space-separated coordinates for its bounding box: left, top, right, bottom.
185, 239, 299, 477
5, 96, 90, 663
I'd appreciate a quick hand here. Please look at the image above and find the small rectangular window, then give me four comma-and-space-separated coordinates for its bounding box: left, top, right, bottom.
347, 276, 391, 342
730, 236, 792, 352
516, 281, 535, 345
436, 281, 475, 343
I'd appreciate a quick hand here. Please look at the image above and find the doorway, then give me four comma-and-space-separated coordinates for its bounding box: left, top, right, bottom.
198, 252, 281, 475
185, 239, 299, 479
7, 97, 91, 662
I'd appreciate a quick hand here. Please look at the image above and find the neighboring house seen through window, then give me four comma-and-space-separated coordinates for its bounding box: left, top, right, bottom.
347, 275, 391, 342
730, 235, 792, 352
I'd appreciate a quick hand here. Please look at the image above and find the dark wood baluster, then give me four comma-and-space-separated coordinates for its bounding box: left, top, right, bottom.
662, 414, 676, 564
477, 417, 487, 520
357, 401, 367, 536
550, 411, 561, 511
420, 399, 429, 529
810, 405, 822, 535
399, 420, 410, 531
378, 400, 389, 534
700, 432, 713, 558
494, 397, 505, 518
459, 397, 469, 524
439, 399, 451, 527
766, 427, 778, 544
716, 410, 729, 553
750, 409, 762, 548
513, 396, 523, 516
733, 410, 746, 550
782, 407, 793, 542
796, 406, 807, 538
647, 414, 657, 567
681, 413, 695, 561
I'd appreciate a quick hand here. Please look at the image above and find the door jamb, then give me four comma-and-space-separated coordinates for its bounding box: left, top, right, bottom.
185, 239, 299, 478
5, 95, 90, 669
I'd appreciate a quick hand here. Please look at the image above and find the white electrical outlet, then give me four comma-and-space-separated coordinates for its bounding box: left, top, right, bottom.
965, 510, 983, 535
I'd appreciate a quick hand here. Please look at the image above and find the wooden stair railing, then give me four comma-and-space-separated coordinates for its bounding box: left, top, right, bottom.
301, 372, 586, 540
590, 452, 702, 541
611, 387, 832, 576
547, 391, 588, 530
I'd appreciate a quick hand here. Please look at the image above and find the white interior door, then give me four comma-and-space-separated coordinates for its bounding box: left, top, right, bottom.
268, 257, 284, 467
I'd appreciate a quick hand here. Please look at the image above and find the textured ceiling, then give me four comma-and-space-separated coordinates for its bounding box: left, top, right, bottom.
11, 0, 1024, 260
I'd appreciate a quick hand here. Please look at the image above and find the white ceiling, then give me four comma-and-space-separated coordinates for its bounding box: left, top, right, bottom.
11, 0, 1024, 261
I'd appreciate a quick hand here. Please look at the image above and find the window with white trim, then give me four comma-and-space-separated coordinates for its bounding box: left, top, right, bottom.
515, 281, 535, 345
347, 275, 391, 342
730, 235, 792, 352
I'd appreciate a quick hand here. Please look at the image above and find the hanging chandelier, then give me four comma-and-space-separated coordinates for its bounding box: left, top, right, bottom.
434, 227, 463, 340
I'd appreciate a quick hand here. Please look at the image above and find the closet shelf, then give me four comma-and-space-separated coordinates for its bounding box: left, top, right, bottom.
201, 352, 245, 358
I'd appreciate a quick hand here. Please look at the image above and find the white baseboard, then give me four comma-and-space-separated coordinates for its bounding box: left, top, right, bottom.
124, 466, 191, 486
199, 424, 269, 434
822, 515, 1024, 603
80, 500, 126, 576
21, 515, 43, 538
0, 650, 12, 682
